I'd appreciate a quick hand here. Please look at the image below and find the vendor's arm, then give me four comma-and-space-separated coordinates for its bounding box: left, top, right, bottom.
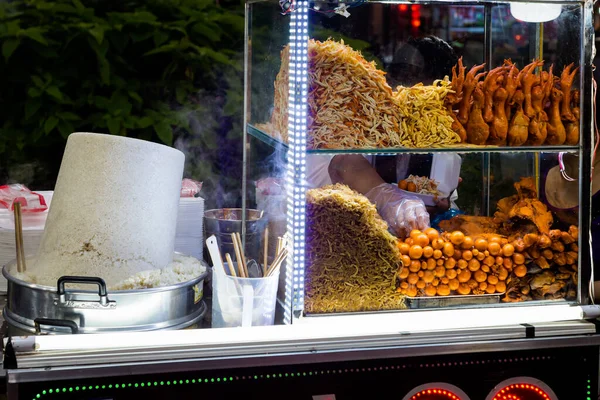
328, 154, 385, 193
329, 154, 429, 237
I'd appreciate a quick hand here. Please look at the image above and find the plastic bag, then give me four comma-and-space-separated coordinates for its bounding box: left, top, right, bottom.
0, 184, 48, 212
180, 179, 203, 198
431, 208, 464, 230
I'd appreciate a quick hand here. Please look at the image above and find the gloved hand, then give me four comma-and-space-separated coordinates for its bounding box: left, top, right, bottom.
365, 183, 430, 238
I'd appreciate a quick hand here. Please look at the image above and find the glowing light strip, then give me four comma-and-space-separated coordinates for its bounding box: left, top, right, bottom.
22, 304, 599, 353
284, 0, 309, 323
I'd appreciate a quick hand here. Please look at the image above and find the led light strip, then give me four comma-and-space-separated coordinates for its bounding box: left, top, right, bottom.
284, 0, 309, 323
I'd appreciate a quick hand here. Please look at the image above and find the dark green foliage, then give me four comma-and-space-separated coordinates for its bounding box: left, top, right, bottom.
0, 0, 244, 197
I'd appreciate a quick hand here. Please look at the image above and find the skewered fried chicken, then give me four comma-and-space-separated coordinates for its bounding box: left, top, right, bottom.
565, 90, 580, 145
483, 66, 506, 123
447, 57, 465, 107
503, 60, 519, 121
489, 87, 509, 144
466, 86, 490, 145
507, 90, 529, 146
520, 61, 543, 118
546, 88, 567, 145
527, 84, 549, 145
560, 63, 579, 121
458, 63, 485, 125
446, 57, 468, 142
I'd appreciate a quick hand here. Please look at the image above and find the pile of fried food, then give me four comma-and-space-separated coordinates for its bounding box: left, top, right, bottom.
447, 58, 580, 146
265, 39, 461, 149
438, 177, 578, 301
305, 184, 406, 313
398, 175, 443, 197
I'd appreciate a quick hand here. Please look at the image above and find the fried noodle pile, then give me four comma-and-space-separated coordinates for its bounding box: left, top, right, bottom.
305, 184, 406, 313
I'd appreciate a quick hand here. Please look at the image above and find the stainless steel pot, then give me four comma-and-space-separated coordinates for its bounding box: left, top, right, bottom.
3, 259, 208, 335
204, 208, 267, 263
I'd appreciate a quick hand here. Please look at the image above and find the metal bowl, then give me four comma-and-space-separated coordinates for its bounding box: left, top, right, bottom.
3, 256, 208, 335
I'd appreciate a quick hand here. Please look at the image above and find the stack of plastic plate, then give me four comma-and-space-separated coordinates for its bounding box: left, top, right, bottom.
0, 191, 53, 292
174, 197, 205, 260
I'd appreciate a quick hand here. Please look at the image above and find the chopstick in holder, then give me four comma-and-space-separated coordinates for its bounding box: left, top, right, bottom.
235, 232, 249, 278
13, 202, 26, 273
266, 248, 288, 277
231, 233, 246, 278
225, 253, 237, 277
263, 227, 269, 277
276, 237, 283, 256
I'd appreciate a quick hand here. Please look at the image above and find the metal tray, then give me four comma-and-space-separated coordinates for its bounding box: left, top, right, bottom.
406, 293, 503, 309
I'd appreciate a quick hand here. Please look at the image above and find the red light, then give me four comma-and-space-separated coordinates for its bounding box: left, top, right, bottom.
399, 4, 408, 11
412, 388, 462, 399
411, 19, 421, 27
492, 382, 552, 400
411, 4, 420, 11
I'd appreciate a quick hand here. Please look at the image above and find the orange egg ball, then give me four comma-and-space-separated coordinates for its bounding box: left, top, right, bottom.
461, 236, 474, 249
409, 245, 423, 259
443, 242, 455, 257
502, 244, 515, 257
424, 228, 440, 242
450, 231, 465, 245
414, 234, 430, 248
488, 242, 501, 256
422, 246, 434, 258
474, 238, 488, 252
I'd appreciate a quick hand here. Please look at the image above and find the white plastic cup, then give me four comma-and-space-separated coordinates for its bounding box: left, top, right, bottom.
211, 262, 279, 328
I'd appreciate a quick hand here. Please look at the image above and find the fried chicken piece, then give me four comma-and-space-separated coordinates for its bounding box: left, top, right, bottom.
560, 63, 579, 122
466, 86, 490, 145
529, 270, 556, 290
565, 90, 580, 145
438, 215, 500, 236
458, 63, 486, 125
546, 88, 567, 145
508, 198, 553, 234
507, 90, 529, 146
514, 177, 537, 198
488, 88, 509, 144
536, 281, 566, 297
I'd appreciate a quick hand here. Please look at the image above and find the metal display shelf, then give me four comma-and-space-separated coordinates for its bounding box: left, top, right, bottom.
247, 124, 581, 155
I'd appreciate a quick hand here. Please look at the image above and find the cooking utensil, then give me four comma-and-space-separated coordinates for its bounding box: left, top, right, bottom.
3, 256, 208, 335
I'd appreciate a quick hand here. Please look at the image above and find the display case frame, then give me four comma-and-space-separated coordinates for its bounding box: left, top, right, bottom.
242, 0, 598, 324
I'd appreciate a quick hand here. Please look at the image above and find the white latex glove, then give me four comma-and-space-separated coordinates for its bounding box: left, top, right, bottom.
365, 183, 430, 238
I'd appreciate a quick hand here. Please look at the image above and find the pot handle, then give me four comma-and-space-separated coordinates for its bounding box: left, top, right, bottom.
34, 318, 79, 334
57, 276, 110, 306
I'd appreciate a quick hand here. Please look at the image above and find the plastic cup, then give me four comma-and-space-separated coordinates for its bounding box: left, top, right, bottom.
211, 262, 279, 328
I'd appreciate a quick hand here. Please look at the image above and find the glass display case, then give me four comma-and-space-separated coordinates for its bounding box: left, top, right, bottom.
243, 0, 595, 323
